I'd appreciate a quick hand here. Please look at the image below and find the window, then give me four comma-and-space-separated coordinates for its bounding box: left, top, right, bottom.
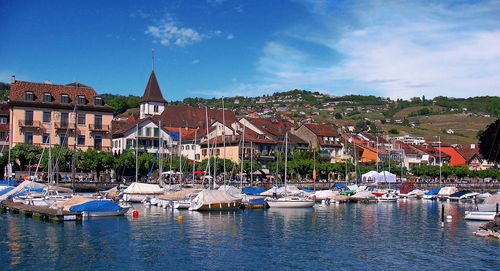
145, 127, 151, 137
60, 94, 70, 104
94, 135, 102, 150
94, 115, 102, 129
0, 117, 7, 124
61, 112, 69, 127
43, 93, 52, 102
24, 132, 33, 145
77, 95, 86, 105
185, 145, 190, 150
59, 134, 68, 146
94, 97, 103, 106
181, 146, 184, 150
24, 91, 34, 101
202, 150, 207, 156
43, 112, 51, 123
138, 127, 142, 136
25, 110, 33, 126
126, 139, 134, 148
154, 128, 159, 137
78, 135, 85, 146
78, 113, 85, 125
153, 105, 158, 113
192, 145, 196, 150
42, 133, 50, 144
195, 154, 200, 160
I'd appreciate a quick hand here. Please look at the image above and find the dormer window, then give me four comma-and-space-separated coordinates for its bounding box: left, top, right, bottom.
94, 97, 103, 106
77, 95, 86, 105
24, 91, 34, 101
43, 93, 52, 102
60, 94, 70, 104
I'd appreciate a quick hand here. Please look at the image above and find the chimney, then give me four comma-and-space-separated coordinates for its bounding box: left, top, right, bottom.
11, 75, 15, 84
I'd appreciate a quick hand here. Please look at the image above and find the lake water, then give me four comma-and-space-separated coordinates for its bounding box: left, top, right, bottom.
1, 200, 499, 270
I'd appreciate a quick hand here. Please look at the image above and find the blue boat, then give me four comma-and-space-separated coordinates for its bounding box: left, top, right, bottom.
69, 200, 131, 217
423, 188, 441, 200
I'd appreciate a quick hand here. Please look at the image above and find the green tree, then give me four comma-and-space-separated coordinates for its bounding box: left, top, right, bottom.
479, 119, 500, 163
10, 144, 43, 171
388, 128, 399, 134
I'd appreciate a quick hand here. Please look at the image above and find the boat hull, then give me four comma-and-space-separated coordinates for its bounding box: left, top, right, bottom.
266, 199, 315, 208
464, 211, 497, 221
189, 201, 242, 211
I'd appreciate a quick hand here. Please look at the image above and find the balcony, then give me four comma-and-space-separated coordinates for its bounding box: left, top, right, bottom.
89, 124, 109, 132
55, 122, 76, 131
18, 120, 41, 129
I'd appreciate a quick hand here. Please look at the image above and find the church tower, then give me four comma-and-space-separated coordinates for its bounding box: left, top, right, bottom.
140, 70, 166, 119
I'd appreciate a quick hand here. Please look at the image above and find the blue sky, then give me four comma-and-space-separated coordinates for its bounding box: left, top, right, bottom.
1, 0, 499, 101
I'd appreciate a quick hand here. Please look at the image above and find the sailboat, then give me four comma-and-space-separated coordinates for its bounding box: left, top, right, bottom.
266, 132, 315, 208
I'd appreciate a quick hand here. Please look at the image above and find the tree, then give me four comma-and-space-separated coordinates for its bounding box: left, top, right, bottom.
478, 118, 500, 164
10, 144, 43, 171
334, 112, 342, 119
388, 128, 399, 134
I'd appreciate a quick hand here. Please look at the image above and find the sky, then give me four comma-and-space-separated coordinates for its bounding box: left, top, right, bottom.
1, 0, 499, 101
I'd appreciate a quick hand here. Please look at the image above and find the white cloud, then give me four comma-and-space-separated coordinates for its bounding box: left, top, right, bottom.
249, 0, 500, 99
192, 59, 200, 64
226, 34, 234, 40
146, 21, 205, 47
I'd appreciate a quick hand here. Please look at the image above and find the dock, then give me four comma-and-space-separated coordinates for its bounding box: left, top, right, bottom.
1, 201, 82, 222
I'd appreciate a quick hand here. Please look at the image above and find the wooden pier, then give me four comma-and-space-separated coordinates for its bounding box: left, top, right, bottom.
1, 201, 82, 222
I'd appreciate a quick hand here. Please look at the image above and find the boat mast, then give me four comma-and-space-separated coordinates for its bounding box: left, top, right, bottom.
192, 130, 197, 186
376, 136, 379, 172
222, 96, 226, 187
48, 121, 52, 186
284, 132, 288, 195
213, 126, 218, 186
135, 123, 138, 182
240, 125, 245, 189
178, 127, 182, 184
205, 106, 211, 188
250, 141, 253, 187
158, 120, 162, 185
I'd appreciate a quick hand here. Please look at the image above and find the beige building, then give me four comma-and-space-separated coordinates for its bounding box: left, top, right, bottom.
9, 76, 114, 151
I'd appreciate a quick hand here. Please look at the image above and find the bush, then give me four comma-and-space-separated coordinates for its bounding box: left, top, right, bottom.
388, 128, 399, 134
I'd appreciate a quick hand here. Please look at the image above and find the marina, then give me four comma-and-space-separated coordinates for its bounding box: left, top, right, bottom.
1, 199, 499, 270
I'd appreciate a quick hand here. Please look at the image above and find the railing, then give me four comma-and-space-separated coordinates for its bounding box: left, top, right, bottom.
18, 120, 41, 128
89, 124, 109, 132
55, 122, 76, 130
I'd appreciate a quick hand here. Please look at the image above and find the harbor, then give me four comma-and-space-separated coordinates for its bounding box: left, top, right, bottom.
1, 199, 499, 270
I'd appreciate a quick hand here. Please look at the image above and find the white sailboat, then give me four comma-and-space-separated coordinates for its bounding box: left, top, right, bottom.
266, 132, 315, 208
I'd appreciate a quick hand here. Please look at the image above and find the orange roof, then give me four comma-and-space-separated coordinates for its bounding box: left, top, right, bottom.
436, 146, 466, 166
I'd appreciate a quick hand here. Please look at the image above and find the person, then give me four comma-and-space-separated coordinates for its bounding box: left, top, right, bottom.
273, 186, 278, 199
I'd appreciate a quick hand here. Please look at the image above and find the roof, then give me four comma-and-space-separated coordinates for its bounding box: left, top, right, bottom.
140, 71, 167, 103
9, 80, 111, 110
437, 146, 466, 166
303, 123, 338, 137
158, 105, 238, 129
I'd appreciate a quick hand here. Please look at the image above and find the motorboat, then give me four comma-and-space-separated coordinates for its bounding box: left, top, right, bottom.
70, 200, 131, 217
122, 182, 164, 202
423, 188, 441, 200
378, 191, 398, 202
266, 196, 315, 208
437, 186, 458, 200
448, 191, 479, 201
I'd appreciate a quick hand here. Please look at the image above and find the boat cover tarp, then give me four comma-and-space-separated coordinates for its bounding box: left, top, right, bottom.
243, 187, 266, 195
352, 191, 375, 199
425, 188, 441, 195
70, 200, 122, 212
0, 180, 19, 186
347, 184, 358, 191
123, 182, 163, 195
191, 189, 242, 205
0, 181, 46, 201
303, 189, 314, 193
0, 187, 14, 196
332, 183, 347, 189
438, 187, 458, 196
158, 189, 201, 201
52, 196, 94, 212
218, 185, 242, 196
260, 186, 306, 196
484, 193, 500, 204
449, 191, 471, 198
313, 190, 339, 200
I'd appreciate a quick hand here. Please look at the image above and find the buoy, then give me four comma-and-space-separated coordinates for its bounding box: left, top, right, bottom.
177, 216, 183, 222
447, 215, 452, 222
313, 195, 317, 201
133, 210, 139, 218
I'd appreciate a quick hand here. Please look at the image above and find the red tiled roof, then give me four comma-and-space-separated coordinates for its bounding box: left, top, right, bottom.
303, 123, 338, 137
159, 105, 237, 129
437, 147, 466, 166
140, 71, 167, 103
10, 80, 108, 108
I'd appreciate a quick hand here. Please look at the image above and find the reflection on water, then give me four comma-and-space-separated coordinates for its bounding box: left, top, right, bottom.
1, 201, 499, 270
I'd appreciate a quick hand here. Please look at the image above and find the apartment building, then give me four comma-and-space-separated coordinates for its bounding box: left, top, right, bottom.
9, 76, 113, 151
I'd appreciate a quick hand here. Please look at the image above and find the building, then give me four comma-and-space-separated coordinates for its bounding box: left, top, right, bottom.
9, 76, 113, 151
294, 123, 342, 163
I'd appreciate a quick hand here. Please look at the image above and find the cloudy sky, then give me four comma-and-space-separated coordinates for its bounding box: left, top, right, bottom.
1, 0, 499, 101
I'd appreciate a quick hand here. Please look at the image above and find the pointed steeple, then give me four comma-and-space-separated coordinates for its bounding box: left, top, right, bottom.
140, 71, 167, 103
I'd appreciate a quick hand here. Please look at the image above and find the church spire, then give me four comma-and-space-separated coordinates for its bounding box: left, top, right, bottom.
140, 70, 167, 103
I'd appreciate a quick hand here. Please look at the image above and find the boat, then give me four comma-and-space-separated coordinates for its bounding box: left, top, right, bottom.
378, 190, 398, 202
122, 182, 164, 202
69, 200, 131, 217
188, 189, 242, 211
399, 183, 414, 198
437, 186, 458, 200
265, 132, 314, 208
464, 211, 497, 221
423, 188, 441, 200
448, 190, 479, 201
266, 196, 315, 208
